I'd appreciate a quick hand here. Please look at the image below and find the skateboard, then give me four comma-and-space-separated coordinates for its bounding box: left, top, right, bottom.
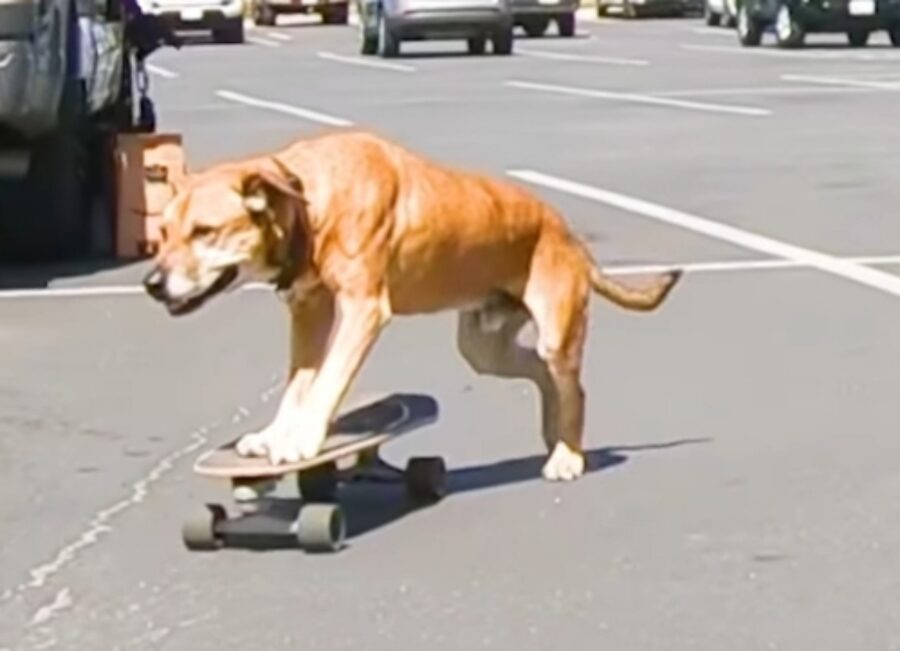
182, 392, 443, 553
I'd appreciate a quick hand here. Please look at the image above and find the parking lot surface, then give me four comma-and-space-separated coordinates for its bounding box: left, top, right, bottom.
2, 11, 900, 651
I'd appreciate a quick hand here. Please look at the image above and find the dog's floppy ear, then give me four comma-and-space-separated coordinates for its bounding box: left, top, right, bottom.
241, 163, 304, 217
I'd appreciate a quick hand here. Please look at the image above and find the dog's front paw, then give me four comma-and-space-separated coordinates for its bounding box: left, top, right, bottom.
542, 442, 585, 482
270, 415, 328, 464
235, 424, 282, 458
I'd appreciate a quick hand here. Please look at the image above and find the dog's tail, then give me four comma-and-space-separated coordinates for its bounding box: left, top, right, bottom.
582, 247, 682, 311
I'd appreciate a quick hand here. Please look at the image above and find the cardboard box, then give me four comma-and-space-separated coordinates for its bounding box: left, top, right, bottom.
114, 132, 187, 259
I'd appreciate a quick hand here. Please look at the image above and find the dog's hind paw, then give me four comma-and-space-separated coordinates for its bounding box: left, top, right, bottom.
542, 443, 585, 482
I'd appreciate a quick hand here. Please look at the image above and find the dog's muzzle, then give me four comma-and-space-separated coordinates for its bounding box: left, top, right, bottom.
142, 264, 239, 316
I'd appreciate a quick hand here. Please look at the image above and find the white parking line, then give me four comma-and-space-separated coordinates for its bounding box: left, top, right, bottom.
146, 63, 179, 79
6, 254, 900, 300
507, 169, 900, 299
215, 89, 354, 126
681, 42, 900, 60
266, 31, 292, 41
317, 51, 417, 72
780, 73, 900, 90
506, 80, 771, 117
248, 36, 282, 47
517, 48, 649, 66
655, 84, 878, 97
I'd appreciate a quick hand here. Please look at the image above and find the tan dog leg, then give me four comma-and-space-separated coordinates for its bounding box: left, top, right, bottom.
456, 300, 561, 460
237, 287, 336, 459
523, 265, 590, 482
239, 293, 390, 465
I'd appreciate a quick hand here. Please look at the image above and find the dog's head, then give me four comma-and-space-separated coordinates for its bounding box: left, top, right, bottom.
143, 160, 307, 316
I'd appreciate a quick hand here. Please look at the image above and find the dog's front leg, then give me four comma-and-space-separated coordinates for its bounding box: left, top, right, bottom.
244, 293, 391, 465
236, 288, 336, 460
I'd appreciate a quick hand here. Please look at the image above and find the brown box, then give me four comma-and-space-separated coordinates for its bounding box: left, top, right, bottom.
114, 132, 187, 259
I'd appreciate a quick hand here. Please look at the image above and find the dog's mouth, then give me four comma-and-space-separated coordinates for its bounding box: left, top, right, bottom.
166, 265, 239, 316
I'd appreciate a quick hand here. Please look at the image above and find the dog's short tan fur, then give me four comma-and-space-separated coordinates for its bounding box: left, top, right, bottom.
145, 129, 681, 481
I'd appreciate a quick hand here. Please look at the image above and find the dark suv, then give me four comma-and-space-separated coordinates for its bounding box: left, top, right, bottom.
736, 0, 900, 47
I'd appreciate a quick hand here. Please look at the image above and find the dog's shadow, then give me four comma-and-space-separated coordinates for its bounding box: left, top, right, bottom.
229, 437, 709, 552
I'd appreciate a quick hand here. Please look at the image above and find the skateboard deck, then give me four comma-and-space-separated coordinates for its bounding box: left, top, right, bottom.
193, 392, 439, 480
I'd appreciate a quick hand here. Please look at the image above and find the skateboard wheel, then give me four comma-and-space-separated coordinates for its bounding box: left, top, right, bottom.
294, 503, 346, 552
297, 461, 339, 502
405, 456, 447, 504
182, 503, 226, 551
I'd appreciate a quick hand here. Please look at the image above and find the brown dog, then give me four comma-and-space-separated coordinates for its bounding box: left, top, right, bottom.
143, 129, 681, 481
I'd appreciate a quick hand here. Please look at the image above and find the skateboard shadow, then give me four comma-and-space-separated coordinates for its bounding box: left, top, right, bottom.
224, 437, 709, 551
339, 436, 709, 542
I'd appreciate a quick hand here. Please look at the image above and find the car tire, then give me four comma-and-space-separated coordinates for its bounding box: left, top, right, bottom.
521, 17, 549, 36
846, 29, 869, 46
467, 36, 487, 54
773, 3, 804, 48
377, 12, 400, 57
253, 1, 277, 25
322, 3, 349, 23
736, 3, 762, 45
705, 2, 722, 26
213, 17, 245, 43
596, 3, 608, 15
890, 25, 900, 46
492, 24, 514, 54
0, 79, 90, 262
557, 12, 575, 36
360, 23, 379, 53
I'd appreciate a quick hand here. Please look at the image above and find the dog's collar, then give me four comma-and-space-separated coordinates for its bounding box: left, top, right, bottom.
269, 156, 304, 292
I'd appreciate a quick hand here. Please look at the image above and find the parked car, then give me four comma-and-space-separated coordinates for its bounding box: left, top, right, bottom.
736, 0, 900, 47
251, 0, 350, 25
704, 0, 737, 25
356, 0, 515, 57
138, 0, 246, 42
0, 0, 141, 260
510, 0, 578, 37
596, 0, 700, 17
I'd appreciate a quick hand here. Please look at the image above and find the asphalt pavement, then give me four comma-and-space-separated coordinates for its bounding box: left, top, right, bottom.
2, 10, 900, 650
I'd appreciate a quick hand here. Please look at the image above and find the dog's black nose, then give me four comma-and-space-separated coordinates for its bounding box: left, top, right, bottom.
143, 266, 167, 300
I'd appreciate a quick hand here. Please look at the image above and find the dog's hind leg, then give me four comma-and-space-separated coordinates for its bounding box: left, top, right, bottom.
456, 296, 560, 457
521, 243, 591, 482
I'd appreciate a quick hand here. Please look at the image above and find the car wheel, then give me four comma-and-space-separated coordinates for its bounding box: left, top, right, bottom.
522, 17, 549, 36
891, 25, 900, 46
377, 12, 400, 57
774, 3, 804, 47
492, 25, 514, 54
705, 1, 722, 26
736, 4, 762, 45
254, 1, 277, 25
467, 36, 486, 53
846, 29, 869, 46
596, 2, 608, 15
557, 12, 575, 36
212, 17, 245, 43
360, 19, 379, 53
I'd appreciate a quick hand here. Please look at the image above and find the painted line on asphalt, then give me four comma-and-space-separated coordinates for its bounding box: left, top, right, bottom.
507, 169, 900, 299
688, 26, 735, 36
215, 89, 354, 126
506, 80, 772, 116
654, 84, 879, 97
7, 254, 900, 299
317, 50, 417, 72
248, 35, 282, 47
517, 48, 649, 66
266, 31, 292, 41
146, 63, 179, 79
780, 73, 900, 90
680, 42, 900, 61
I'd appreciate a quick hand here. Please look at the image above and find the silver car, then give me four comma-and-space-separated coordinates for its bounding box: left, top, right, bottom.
510, 0, 578, 37
357, 0, 514, 57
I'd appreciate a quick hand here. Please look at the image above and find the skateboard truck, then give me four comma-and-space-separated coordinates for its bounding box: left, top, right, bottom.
182, 393, 446, 553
